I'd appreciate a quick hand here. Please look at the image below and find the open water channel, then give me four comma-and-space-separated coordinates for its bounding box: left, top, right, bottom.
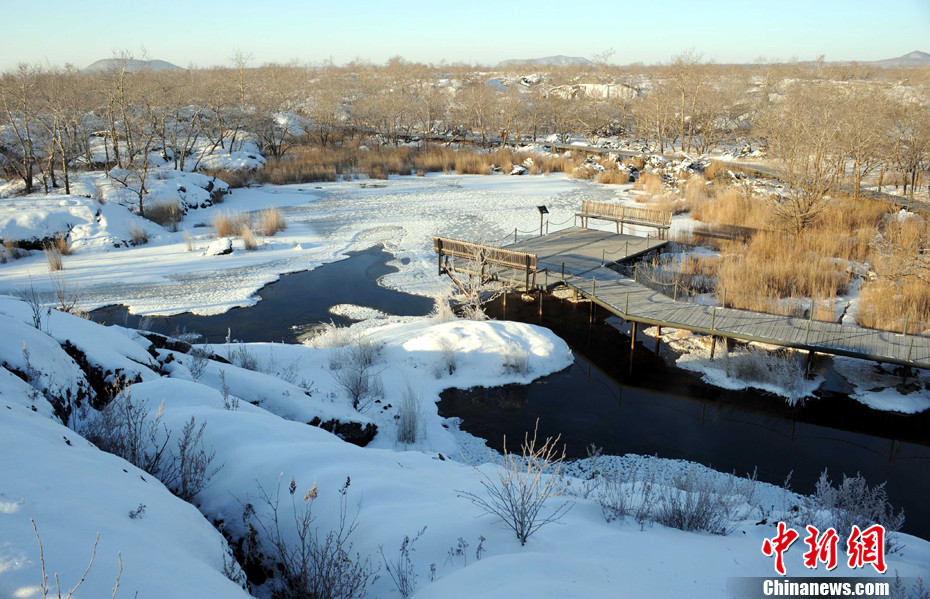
90, 246, 930, 538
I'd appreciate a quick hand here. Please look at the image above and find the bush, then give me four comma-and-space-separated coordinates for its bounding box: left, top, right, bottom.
459, 420, 570, 545
723, 347, 810, 406
247, 476, 374, 599
653, 465, 751, 535
396, 382, 423, 444
330, 334, 385, 411
79, 387, 219, 502
213, 211, 247, 238
502, 342, 530, 375
796, 470, 905, 553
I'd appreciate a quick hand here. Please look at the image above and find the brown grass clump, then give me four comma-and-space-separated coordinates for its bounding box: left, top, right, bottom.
212, 169, 250, 189
260, 208, 286, 236
690, 187, 767, 229
213, 211, 248, 238
239, 223, 258, 250
858, 278, 930, 334
130, 224, 148, 246
632, 172, 664, 198
714, 231, 850, 317
44, 245, 63, 271
623, 156, 645, 170
595, 168, 630, 185
454, 153, 489, 175
145, 200, 183, 230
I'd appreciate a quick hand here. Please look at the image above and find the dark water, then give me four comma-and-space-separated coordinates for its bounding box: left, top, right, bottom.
437, 293, 930, 539
90, 249, 930, 537
90, 245, 435, 343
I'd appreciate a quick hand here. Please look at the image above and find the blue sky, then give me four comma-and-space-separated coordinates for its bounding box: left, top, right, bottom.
2, 0, 929, 70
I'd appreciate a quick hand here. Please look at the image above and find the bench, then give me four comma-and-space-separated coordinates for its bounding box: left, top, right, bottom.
574, 200, 673, 239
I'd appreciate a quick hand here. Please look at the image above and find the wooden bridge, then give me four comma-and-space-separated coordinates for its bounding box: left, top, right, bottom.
434, 227, 930, 370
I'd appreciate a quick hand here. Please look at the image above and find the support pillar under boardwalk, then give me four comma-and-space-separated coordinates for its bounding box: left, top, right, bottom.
631, 322, 637, 350
655, 325, 662, 353
710, 336, 717, 360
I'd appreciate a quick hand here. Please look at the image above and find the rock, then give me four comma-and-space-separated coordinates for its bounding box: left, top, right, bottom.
308, 417, 378, 447
510, 165, 527, 175
206, 238, 232, 256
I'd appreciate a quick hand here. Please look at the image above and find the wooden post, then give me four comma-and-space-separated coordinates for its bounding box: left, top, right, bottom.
805, 300, 814, 345
525, 254, 531, 291
903, 313, 910, 335
673, 281, 679, 301
538, 290, 543, 318
631, 321, 637, 350
514, 228, 518, 244
655, 325, 661, 352
711, 307, 716, 331
907, 337, 915, 362
710, 336, 717, 360
502, 290, 507, 312
593, 275, 597, 297
437, 239, 443, 276
561, 262, 565, 282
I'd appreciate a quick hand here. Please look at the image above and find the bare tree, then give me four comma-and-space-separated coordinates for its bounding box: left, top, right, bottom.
757, 82, 844, 235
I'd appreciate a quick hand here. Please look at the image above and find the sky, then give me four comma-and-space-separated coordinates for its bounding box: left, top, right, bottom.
2, 0, 929, 71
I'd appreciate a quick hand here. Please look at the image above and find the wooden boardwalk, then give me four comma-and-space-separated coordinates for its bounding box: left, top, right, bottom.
434, 227, 930, 370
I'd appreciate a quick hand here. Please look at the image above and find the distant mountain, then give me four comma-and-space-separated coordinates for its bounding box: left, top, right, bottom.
84, 58, 184, 73
496, 55, 593, 68
868, 51, 930, 68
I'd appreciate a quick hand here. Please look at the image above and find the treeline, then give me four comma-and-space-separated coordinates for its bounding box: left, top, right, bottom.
1, 51, 929, 202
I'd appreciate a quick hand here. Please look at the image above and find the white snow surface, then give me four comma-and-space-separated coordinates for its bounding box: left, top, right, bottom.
0, 172, 620, 316
2, 300, 926, 598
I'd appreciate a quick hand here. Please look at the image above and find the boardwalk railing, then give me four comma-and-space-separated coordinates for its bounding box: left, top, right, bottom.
434, 236, 539, 289
575, 200, 673, 238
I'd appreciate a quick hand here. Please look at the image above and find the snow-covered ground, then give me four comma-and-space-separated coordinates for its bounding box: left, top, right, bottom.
0, 170, 637, 316
3, 296, 927, 599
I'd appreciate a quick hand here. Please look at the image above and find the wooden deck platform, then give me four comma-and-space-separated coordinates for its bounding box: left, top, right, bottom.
434, 227, 930, 370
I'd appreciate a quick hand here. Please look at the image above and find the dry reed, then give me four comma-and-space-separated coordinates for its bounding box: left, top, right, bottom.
260, 208, 286, 236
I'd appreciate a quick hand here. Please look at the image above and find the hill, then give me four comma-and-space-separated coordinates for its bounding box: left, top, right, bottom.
84, 58, 184, 73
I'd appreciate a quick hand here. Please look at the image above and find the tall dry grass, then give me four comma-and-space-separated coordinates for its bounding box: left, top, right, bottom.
714, 231, 851, 317
858, 279, 930, 334
690, 187, 767, 229
212, 211, 249, 237
595, 168, 630, 185
632, 172, 664, 198
260, 208, 286, 236
242, 144, 578, 185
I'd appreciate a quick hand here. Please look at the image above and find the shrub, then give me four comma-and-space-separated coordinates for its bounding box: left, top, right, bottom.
80, 388, 219, 501
432, 337, 457, 378
379, 527, 426, 599
330, 334, 385, 411
795, 470, 905, 553
459, 420, 571, 545
396, 382, 423, 444
653, 465, 751, 535
248, 476, 374, 599
502, 342, 530, 375
723, 347, 810, 406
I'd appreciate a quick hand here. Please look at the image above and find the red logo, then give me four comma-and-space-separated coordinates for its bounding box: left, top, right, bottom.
762, 523, 887, 575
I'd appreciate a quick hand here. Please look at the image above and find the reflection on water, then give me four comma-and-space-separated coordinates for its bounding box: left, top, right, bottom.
438, 292, 930, 538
